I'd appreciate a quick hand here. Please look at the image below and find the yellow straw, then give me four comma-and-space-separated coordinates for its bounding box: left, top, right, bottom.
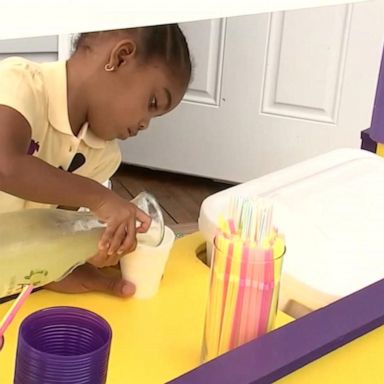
267, 235, 285, 331
205, 242, 221, 360
218, 214, 230, 236
205, 234, 229, 360
218, 238, 242, 354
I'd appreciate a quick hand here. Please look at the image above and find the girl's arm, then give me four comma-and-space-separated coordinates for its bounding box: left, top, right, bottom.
0, 105, 109, 208
0, 105, 150, 263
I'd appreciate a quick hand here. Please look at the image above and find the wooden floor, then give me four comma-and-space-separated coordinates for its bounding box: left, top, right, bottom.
112, 165, 310, 319
111, 164, 231, 233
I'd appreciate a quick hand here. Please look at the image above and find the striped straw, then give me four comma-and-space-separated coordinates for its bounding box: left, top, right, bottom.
203, 195, 285, 360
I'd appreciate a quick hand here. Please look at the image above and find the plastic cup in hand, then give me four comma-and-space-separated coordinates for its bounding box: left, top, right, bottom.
120, 226, 175, 299
131, 191, 165, 247
14, 306, 112, 384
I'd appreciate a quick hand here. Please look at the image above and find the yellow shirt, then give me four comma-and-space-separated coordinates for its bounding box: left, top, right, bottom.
0, 57, 121, 213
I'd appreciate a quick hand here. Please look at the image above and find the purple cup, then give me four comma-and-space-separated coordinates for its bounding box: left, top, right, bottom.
14, 306, 112, 384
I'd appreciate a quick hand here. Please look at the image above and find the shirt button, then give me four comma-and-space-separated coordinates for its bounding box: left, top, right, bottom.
69, 146, 73, 152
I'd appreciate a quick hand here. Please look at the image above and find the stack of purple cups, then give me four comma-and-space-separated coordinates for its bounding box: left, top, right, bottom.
14, 306, 112, 384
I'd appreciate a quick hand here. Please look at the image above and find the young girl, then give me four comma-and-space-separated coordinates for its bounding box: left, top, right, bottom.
0, 24, 191, 297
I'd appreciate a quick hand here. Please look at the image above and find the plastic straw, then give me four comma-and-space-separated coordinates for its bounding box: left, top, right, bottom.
228, 196, 244, 234
246, 248, 264, 340
237, 245, 254, 345
258, 248, 274, 335
0, 284, 33, 337
218, 239, 241, 354
206, 235, 229, 360
203, 196, 285, 361
230, 243, 249, 349
267, 236, 285, 330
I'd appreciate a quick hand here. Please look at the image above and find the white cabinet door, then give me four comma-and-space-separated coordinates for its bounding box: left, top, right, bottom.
119, 1, 383, 182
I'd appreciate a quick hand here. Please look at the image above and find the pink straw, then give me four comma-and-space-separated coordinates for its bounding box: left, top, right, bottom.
229, 244, 249, 348
221, 240, 234, 322
258, 248, 274, 335
0, 284, 33, 337
247, 250, 264, 340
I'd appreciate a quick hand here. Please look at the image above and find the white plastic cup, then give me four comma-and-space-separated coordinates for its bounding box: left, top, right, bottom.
120, 226, 175, 299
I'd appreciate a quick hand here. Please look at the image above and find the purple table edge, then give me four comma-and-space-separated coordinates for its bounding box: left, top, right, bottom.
368, 46, 384, 143
168, 278, 384, 384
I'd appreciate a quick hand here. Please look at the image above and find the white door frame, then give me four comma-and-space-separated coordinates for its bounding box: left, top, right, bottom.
58, 34, 73, 61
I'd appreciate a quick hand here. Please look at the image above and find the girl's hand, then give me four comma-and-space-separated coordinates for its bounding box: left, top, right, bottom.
45, 263, 136, 297
92, 191, 151, 259
87, 248, 127, 268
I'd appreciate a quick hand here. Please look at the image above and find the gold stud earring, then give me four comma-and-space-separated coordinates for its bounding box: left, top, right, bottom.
104, 63, 115, 72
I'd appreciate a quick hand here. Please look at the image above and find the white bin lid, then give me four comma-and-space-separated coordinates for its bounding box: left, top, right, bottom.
198, 148, 384, 310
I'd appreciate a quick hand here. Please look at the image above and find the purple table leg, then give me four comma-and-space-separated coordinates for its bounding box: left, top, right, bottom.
369, 47, 384, 143
361, 128, 377, 153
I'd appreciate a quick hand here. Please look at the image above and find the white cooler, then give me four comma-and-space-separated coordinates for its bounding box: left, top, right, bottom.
198, 148, 384, 312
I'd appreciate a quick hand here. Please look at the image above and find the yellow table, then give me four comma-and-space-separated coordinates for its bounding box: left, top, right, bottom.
0, 233, 292, 384
277, 321, 384, 383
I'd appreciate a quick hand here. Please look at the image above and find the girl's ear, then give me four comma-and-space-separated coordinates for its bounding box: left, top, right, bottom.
105, 39, 137, 71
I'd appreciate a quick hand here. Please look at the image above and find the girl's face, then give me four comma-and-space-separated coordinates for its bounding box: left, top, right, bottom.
84, 52, 187, 141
